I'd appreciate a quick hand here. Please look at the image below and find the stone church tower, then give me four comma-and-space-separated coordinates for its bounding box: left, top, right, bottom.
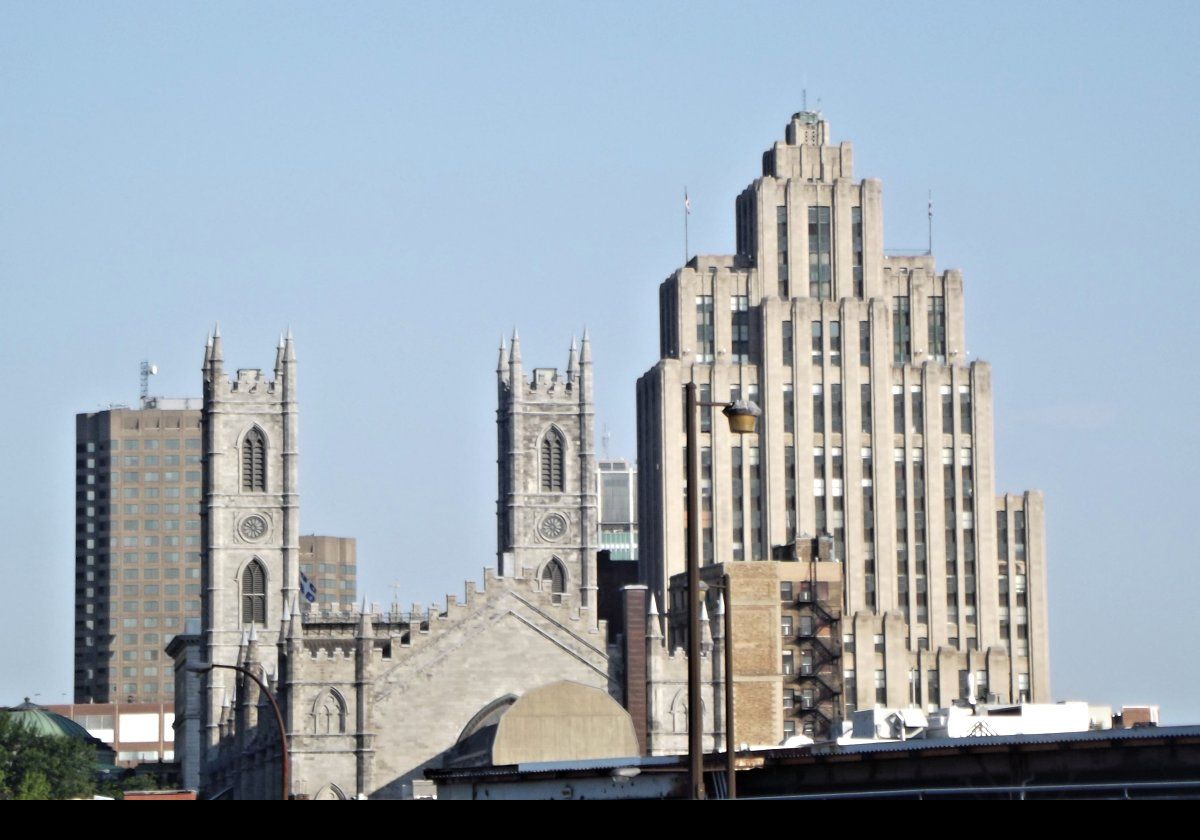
496, 330, 598, 619
200, 328, 299, 751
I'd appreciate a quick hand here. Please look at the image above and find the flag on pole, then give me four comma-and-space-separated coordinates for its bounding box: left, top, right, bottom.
684, 191, 691, 215
299, 571, 318, 604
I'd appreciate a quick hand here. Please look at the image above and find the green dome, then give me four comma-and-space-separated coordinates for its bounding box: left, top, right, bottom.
5, 699, 117, 767
7, 700, 96, 741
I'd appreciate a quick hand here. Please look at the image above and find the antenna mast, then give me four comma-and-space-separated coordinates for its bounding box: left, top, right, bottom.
927, 190, 933, 256
139, 360, 158, 407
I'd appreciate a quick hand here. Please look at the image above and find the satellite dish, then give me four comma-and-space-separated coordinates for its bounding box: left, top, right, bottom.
149, 364, 158, 375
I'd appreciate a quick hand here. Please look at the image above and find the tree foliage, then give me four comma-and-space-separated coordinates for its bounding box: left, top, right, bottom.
0, 713, 98, 800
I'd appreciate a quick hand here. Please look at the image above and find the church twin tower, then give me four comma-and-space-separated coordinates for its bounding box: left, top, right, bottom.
200, 327, 598, 744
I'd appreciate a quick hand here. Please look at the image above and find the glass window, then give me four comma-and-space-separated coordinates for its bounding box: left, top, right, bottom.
928, 297, 946, 361
892, 296, 911, 363
808, 206, 831, 299
695, 296, 714, 362
776, 206, 789, 296
852, 207, 864, 297
730, 296, 750, 363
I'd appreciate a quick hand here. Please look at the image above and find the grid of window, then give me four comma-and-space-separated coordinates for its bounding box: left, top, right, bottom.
808, 206, 832, 299
859, 320, 870, 366
782, 320, 793, 367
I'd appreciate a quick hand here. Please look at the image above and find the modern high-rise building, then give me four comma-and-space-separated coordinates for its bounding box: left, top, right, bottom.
75, 399, 205, 704
636, 112, 1050, 719
299, 534, 357, 609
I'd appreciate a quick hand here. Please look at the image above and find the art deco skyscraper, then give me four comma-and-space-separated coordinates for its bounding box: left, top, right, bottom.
637, 113, 1049, 710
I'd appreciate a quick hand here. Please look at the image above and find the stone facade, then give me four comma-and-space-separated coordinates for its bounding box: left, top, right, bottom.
496, 331, 598, 614
199, 328, 299, 766
182, 334, 636, 799
636, 113, 1051, 739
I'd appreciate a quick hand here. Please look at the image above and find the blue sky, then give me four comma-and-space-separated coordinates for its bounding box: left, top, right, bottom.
2, 2, 1198, 719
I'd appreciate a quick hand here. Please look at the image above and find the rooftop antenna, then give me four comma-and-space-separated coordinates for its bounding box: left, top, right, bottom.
683, 186, 691, 266
602, 423, 611, 459
139, 360, 158, 407
927, 190, 933, 256
802, 88, 808, 112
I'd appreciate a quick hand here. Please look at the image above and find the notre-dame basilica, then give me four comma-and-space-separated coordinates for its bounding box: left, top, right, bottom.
170, 329, 720, 799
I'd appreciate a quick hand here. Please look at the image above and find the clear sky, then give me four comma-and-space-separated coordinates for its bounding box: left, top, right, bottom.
2, 2, 1198, 720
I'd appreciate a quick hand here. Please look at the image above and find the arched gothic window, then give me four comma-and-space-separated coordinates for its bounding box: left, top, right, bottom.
542, 558, 566, 604
242, 560, 266, 624
242, 427, 267, 492
311, 689, 348, 735
540, 429, 565, 492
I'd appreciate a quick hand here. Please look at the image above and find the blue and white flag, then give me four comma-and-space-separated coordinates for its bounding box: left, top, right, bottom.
299, 571, 318, 603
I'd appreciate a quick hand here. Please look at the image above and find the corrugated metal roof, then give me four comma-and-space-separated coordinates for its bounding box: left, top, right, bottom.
429, 754, 681, 781
794, 724, 1200, 758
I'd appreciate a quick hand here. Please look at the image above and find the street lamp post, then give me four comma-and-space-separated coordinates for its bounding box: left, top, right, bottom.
189, 661, 290, 800
699, 573, 738, 799
685, 382, 759, 800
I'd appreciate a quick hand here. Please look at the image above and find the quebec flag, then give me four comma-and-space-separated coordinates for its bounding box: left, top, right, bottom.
299, 571, 318, 604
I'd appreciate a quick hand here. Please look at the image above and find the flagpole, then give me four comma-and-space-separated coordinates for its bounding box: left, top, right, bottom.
684, 187, 690, 266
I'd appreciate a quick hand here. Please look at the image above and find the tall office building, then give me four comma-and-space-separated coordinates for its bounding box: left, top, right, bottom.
637, 113, 1049, 715
298, 534, 357, 609
75, 399, 205, 704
